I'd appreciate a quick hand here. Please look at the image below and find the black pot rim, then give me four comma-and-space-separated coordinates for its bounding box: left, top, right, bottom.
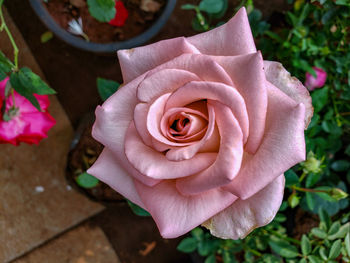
29, 0, 177, 53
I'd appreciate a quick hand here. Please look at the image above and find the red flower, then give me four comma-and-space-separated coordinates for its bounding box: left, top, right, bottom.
109, 1, 128, 27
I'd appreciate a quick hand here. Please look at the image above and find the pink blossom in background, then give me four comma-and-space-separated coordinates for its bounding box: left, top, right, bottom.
0, 77, 56, 145
305, 67, 327, 90
88, 8, 313, 239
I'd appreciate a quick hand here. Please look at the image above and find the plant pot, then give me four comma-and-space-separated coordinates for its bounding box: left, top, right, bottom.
29, 0, 177, 53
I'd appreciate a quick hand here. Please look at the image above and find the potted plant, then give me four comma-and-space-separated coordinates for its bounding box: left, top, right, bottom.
29, 0, 177, 53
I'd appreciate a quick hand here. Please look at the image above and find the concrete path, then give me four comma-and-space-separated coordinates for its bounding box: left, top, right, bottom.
0, 9, 118, 263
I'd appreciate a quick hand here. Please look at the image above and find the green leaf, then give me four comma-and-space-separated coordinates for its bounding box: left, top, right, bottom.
269, 240, 299, 258
204, 254, 216, 263
306, 192, 315, 210
328, 223, 350, 240
328, 222, 341, 236
126, 200, 151, 217
75, 172, 99, 188
319, 208, 331, 229
177, 237, 198, 253
306, 173, 322, 188
41, 31, 53, 43
210, 0, 228, 19
301, 235, 311, 255
299, 259, 307, 263
191, 227, 204, 240
311, 87, 328, 113
345, 145, 350, 156
0, 70, 7, 81
181, 4, 197, 10
199, 0, 224, 14
18, 67, 56, 95
0, 51, 14, 73
308, 255, 323, 263
311, 228, 327, 239
222, 249, 237, 263
331, 160, 350, 172
97, 78, 120, 101
319, 246, 328, 260
198, 239, 214, 256
285, 170, 299, 186
10, 72, 41, 111
345, 233, 350, 256
328, 239, 342, 259
87, 0, 116, 22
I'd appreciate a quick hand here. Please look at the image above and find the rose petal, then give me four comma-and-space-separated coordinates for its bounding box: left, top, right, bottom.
264, 61, 313, 128
165, 81, 249, 143
176, 100, 243, 194
147, 54, 233, 87
134, 180, 237, 238
87, 148, 145, 208
203, 174, 285, 239
212, 52, 267, 153
165, 103, 215, 161
124, 122, 217, 179
137, 68, 200, 103
223, 83, 305, 199
118, 37, 200, 83
92, 75, 160, 187
187, 8, 256, 56
161, 107, 208, 142
21, 112, 56, 136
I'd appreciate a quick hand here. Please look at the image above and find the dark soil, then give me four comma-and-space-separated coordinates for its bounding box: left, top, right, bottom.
66, 114, 125, 202
45, 0, 165, 43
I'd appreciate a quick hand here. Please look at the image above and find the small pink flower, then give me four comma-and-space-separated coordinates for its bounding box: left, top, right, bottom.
305, 67, 327, 90
0, 77, 56, 146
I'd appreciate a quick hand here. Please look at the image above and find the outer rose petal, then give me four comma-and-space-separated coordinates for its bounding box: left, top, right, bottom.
87, 148, 145, 208
223, 83, 306, 199
134, 180, 237, 238
0, 117, 27, 145
21, 112, 56, 137
92, 75, 160, 187
264, 61, 313, 128
187, 8, 256, 56
203, 175, 285, 239
118, 37, 200, 83
212, 52, 267, 153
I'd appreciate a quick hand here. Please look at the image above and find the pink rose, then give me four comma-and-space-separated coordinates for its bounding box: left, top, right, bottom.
88, 8, 313, 239
0, 77, 56, 145
305, 67, 327, 90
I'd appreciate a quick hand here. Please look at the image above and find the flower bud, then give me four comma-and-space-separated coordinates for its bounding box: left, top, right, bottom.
305, 67, 327, 91
302, 151, 322, 174
330, 188, 348, 201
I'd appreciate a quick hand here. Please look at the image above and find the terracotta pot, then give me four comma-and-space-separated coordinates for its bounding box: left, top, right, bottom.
29, 0, 177, 53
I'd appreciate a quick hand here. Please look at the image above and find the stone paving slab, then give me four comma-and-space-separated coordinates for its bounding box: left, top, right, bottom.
0, 9, 104, 263
13, 223, 120, 263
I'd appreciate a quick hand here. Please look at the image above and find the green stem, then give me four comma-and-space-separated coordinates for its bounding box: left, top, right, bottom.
0, 0, 19, 70
298, 171, 307, 183
266, 229, 301, 245
244, 246, 262, 257
292, 186, 327, 194
11, 88, 15, 107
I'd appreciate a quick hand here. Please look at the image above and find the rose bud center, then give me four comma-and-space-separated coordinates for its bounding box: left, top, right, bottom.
161, 106, 208, 143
